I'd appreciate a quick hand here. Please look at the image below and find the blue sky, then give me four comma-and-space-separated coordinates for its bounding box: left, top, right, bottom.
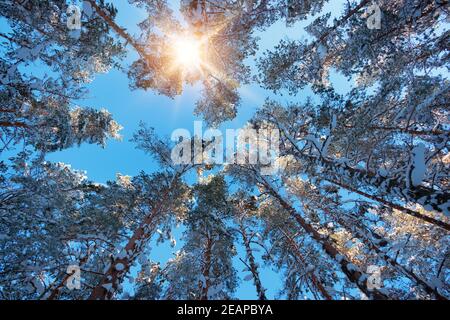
41, 0, 351, 299
46, 0, 350, 183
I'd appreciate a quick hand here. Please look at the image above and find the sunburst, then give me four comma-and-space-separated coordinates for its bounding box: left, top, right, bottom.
170, 35, 203, 71
164, 11, 243, 88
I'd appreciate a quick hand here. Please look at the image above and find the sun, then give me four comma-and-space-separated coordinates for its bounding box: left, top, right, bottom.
171, 36, 203, 71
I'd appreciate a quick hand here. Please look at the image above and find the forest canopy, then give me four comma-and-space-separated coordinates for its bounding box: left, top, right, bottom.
0, 0, 449, 300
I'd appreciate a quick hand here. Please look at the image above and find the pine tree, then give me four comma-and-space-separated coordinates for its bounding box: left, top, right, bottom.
252, 100, 449, 225
87, 126, 194, 299
226, 163, 390, 299
164, 175, 237, 300
1, 0, 448, 301
231, 192, 268, 300
0, 152, 128, 299
0, 0, 124, 153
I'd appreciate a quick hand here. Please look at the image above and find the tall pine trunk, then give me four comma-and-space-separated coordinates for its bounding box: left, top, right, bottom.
320, 207, 447, 300
239, 221, 267, 300
200, 235, 213, 300
259, 177, 389, 299
88, 191, 169, 300
280, 228, 333, 300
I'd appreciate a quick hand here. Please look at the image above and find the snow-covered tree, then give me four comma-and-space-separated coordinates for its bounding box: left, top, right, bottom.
0, 0, 124, 153
1, 0, 448, 301
0, 152, 128, 299
252, 100, 449, 224
230, 191, 268, 300
226, 162, 390, 299
164, 175, 237, 300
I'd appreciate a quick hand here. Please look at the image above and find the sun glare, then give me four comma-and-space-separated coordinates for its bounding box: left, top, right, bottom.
172, 36, 203, 71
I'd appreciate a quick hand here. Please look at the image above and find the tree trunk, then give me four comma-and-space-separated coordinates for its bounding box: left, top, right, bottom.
343, 124, 446, 137
280, 228, 333, 300
0, 121, 28, 128
282, 125, 449, 215
46, 253, 90, 300
328, 179, 450, 231
239, 221, 267, 300
200, 235, 213, 300
260, 177, 389, 299
88, 192, 169, 300
87, 0, 159, 70
322, 207, 447, 300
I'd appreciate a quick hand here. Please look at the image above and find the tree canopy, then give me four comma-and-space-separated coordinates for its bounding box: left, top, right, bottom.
0, 0, 448, 300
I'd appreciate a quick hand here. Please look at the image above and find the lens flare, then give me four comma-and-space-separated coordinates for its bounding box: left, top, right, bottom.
171, 36, 202, 71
